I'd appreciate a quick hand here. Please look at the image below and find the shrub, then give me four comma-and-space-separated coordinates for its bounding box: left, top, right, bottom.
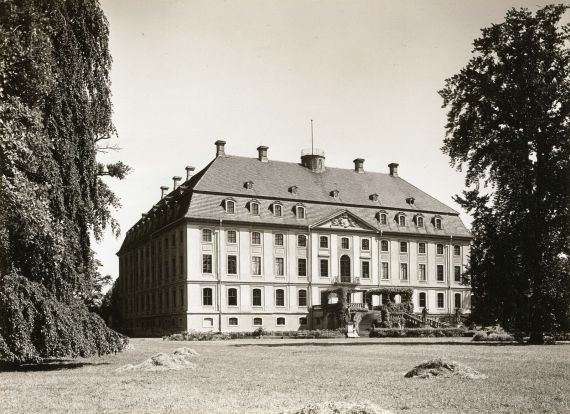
472, 331, 515, 342
369, 328, 466, 338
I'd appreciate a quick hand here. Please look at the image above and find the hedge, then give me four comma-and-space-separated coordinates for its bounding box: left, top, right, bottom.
369, 328, 471, 338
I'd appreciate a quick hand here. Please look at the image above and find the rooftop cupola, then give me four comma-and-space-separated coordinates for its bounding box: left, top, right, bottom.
301, 148, 325, 173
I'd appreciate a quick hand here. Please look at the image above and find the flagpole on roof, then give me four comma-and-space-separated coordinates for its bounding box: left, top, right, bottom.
310, 119, 314, 155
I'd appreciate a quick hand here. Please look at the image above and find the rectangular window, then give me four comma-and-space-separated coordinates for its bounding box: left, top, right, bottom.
361, 238, 370, 251
419, 292, 426, 308
251, 256, 262, 275
341, 237, 350, 249
202, 254, 212, 274
253, 317, 263, 326
418, 264, 427, 281
202, 288, 213, 306
274, 233, 284, 246
297, 235, 307, 247
252, 289, 262, 306
251, 203, 260, 215
277, 317, 285, 326
437, 293, 445, 308
298, 289, 307, 306
203, 317, 213, 327
251, 232, 261, 245
381, 240, 389, 252
454, 266, 461, 282
275, 289, 285, 307
274, 204, 282, 216
319, 236, 328, 248
437, 244, 444, 255
320, 259, 329, 277
227, 255, 237, 274
418, 242, 426, 254
228, 317, 238, 326
227, 230, 237, 244
454, 245, 461, 256
400, 263, 408, 280
361, 260, 370, 278
275, 257, 284, 276
437, 265, 444, 281
455, 293, 462, 308
381, 262, 389, 279
228, 288, 238, 306
298, 258, 307, 276
400, 242, 408, 253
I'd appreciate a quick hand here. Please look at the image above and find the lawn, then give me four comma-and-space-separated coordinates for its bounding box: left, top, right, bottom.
1, 337, 569, 413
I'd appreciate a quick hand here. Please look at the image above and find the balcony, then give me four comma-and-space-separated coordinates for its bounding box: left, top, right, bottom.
331, 275, 360, 286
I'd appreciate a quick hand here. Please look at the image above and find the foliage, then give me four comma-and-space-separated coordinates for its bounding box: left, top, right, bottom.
163, 329, 345, 341
472, 332, 516, 342
0, 0, 129, 362
369, 328, 469, 338
439, 5, 570, 343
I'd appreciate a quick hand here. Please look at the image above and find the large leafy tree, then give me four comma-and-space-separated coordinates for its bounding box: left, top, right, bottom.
440, 5, 570, 343
0, 0, 130, 363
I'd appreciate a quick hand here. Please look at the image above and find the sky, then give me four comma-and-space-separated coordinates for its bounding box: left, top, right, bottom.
96, 0, 558, 280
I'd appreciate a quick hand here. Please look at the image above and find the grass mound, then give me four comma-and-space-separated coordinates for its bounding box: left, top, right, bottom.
405, 358, 487, 379
286, 401, 392, 414
116, 347, 199, 372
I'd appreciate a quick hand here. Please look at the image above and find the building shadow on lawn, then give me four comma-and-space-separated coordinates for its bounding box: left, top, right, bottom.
0, 360, 111, 372
230, 341, 530, 348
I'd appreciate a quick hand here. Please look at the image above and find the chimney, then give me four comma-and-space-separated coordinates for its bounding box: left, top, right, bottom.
172, 176, 182, 190
353, 158, 365, 173
257, 145, 269, 162
185, 166, 195, 181
160, 186, 169, 199
215, 140, 226, 157
388, 162, 399, 177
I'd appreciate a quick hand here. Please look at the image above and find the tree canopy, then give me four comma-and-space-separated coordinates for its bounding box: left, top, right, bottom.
0, 0, 129, 363
440, 5, 570, 342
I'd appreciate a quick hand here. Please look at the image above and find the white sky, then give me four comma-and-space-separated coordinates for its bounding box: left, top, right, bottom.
96, 0, 555, 280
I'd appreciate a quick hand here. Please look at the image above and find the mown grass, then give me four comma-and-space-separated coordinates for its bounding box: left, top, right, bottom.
0, 337, 569, 413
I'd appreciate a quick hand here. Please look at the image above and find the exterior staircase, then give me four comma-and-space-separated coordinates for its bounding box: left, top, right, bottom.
358, 310, 382, 333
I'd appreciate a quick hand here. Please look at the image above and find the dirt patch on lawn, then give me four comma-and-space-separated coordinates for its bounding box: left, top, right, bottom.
405, 358, 487, 379
116, 347, 199, 372
286, 401, 392, 414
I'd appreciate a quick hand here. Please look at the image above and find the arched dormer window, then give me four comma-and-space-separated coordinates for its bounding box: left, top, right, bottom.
415, 214, 424, 228
295, 204, 306, 219
330, 189, 339, 199
273, 202, 283, 217
397, 212, 406, 227
433, 215, 442, 230
224, 198, 236, 214
377, 210, 387, 225
249, 199, 260, 216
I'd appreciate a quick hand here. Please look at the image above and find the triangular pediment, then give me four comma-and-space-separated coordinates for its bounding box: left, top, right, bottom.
311, 209, 377, 232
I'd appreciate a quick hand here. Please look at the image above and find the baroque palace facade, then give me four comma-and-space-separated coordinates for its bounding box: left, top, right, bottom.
116, 141, 472, 335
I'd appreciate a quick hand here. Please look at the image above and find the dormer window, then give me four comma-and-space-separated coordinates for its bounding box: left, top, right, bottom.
377, 210, 387, 225
273, 202, 283, 217
397, 213, 406, 227
370, 193, 379, 202
225, 199, 236, 214
248, 200, 260, 216
289, 185, 298, 194
330, 189, 339, 198
416, 215, 424, 227
434, 216, 442, 230
407, 197, 415, 206
295, 204, 306, 219
244, 181, 254, 189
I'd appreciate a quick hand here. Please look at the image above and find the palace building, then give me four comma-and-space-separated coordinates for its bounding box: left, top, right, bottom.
115, 141, 471, 335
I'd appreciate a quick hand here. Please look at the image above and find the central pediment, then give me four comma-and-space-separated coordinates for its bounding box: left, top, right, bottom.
311, 210, 377, 232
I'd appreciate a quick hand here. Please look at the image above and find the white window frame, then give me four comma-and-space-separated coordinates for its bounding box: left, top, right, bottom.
253, 317, 263, 326
320, 258, 329, 278
437, 264, 445, 282
297, 234, 307, 247
296, 205, 306, 219
380, 213, 387, 225
203, 317, 214, 328
454, 245, 461, 256
437, 292, 445, 308
227, 254, 238, 275
252, 288, 263, 307
341, 237, 350, 249
319, 235, 329, 249
202, 228, 213, 243
418, 263, 427, 281
361, 260, 370, 279
226, 229, 237, 244
274, 233, 284, 246
417, 216, 424, 227
418, 242, 427, 254
275, 257, 285, 276
435, 217, 442, 230
251, 231, 262, 245
400, 263, 408, 280
381, 262, 389, 279
273, 202, 283, 217
276, 317, 286, 326
436, 243, 444, 255
398, 214, 406, 227
250, 201, 260, 216
399, 241, 408, 253
227, 287, 238, 307
380, 240, 389, 252
251, 256, 262, 276
361, 238, 370, 251
228, 317, 239, 326
202, 287, 213, 306
298, 289, 307, 307
454, 293, 462, 308
275, 288, 286, 307
297, 258, 307, 277
225, 199, 235, 214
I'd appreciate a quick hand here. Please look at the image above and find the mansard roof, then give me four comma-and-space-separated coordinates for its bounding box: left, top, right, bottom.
119, 152, 471, 253
194, 155, 459, 214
